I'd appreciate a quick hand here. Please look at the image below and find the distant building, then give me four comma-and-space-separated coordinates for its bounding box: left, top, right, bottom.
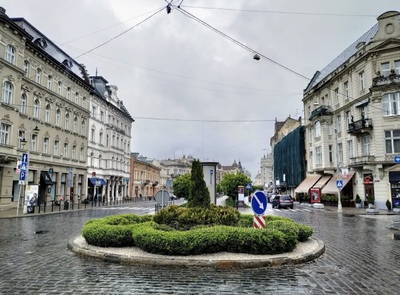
130, 153, 160, 200
216, 160, 246, 183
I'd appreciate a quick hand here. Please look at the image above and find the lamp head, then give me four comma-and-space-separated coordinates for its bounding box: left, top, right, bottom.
33, 125, 40, 134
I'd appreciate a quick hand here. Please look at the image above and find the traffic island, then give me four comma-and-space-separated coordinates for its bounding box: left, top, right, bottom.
68, 236, 325, 269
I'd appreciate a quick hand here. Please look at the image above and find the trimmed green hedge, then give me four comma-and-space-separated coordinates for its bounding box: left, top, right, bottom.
153, 204, 240, 230
82, 211, 313, 255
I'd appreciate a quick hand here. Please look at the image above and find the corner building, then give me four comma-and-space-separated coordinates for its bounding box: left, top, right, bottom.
0, 7, 91, 206
303, 11, 400, 209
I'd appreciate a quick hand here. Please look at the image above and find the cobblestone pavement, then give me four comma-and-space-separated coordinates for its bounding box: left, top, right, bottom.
0, 203, 400, 294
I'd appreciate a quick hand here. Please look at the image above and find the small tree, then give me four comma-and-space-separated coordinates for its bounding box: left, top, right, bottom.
187, 159, 210, 208
219, 172, 252, 202
172, 173, 192, 199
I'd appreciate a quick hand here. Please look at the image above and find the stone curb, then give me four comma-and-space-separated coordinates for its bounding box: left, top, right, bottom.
67, 236, 325, 269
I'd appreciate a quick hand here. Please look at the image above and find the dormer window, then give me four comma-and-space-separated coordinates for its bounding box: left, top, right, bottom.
62, 58, 73, 68
34, 38, 48, 49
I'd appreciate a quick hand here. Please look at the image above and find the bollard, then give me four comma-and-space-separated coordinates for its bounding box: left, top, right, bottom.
51, 201, 54, 212
59, 201, 61, 211
44, 201, 46, 213
38, 202, 41, 214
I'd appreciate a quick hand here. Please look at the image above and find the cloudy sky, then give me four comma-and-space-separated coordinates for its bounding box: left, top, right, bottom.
2, 0, 398, 179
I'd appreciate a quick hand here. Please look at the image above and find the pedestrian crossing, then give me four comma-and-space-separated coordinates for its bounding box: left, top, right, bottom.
267, 207, 314, 213
97, 206, 155, 213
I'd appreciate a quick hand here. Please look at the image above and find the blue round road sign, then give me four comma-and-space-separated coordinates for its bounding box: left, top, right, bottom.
251, 191, 267, 215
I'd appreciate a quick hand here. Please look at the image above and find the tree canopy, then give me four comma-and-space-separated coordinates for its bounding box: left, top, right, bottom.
172, 173, 192, 199
219, 173, 252, 201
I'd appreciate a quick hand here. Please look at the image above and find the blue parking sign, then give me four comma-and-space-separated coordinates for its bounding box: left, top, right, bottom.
19, 170, 26, 181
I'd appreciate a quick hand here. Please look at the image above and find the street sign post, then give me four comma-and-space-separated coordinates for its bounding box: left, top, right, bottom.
17, 153, 29, 216
394, 155, 400, 163
336, 180, 344, 189
251, 191, 267, 216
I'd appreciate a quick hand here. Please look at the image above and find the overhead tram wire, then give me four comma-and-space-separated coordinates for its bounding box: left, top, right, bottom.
74, 6, 165, 59
174, 6, 310, 81
180, 6, 377, 18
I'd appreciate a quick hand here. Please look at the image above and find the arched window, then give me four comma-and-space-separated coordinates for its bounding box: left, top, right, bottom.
5, 45, 15, 64
45, 104, 51, 123
20, 93, 27, 113
82, 97, 86, 108
33, 98, 40, 118
55, 109, 61, 127
66, 87, 71, 100
47, 75, 52, 90
65, 113, 70, 130
81, 120, 85, 135
57, 81, 62, 95
35, 68, 42, 84
23, 60, 30, 77
75, 92, 79, 104
2, 81, 13, 104
73, 117, 78, 133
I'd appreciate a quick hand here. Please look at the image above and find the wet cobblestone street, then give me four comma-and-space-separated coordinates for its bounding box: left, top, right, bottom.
1, 204, 400, 294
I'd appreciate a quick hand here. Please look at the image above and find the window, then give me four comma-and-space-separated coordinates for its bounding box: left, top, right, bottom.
385, 130, 400, 154
82, 97, 86, 108
363, 135, 370, 156
381, 62, 390, 77
382, 92, 400, 116
33, 99, 40, 118
315, 121, 321, 137
31, 134, 38, 152
2, 81, 13, 104
73, 117, 77, 133
336, 115, 341, 133
65, 113, 70, 130
35, 68, 42, 84
81, 120, 85, 135
5, 45, 15, 64
346, 111, 351, 129
334, 88, 339, 105
63, 143, 68, 158
23, 60, 30, 77
45, 104, 51, 123
106, 135, 109, 146
43, 138, 49, 154
395, 60, 400, 75
338, 143, 343, 163
100, 111, 104, 122
19, 93, 27, 114
57, 81, 62, 95
315, 146, 322, 164
91, 129, 95, 141
75, 92, 79, 104
99, 132, 103, 145
309, 151, 313, 168
72, 145, 76, 160
47, 76, 52, 90
18, 130, 24, 149
92, 106, 96, 118
359, 71, 365, 90
0, 123, 10, 144
66, 87, 71, 100
80, 147, 84, 161
55, 109, 61, 127
348, 140, 353, 158
112, 135, 115, 146
54, 140, 59, 156
344, 81, 349, 99
329, 145, 333, 163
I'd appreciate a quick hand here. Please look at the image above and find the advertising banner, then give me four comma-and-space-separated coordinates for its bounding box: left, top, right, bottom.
24, 185, 39, 214
310, 188, 321, 203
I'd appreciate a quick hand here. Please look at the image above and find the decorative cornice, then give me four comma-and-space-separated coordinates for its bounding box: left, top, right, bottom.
21, 84, 34, 92
5, 75, 14, 82
1, 114, 13, 125
33, 90, 45, 98
56, 101, 64, 108
45, 96, 55, 103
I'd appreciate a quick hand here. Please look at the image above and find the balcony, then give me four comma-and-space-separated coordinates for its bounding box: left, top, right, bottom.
349, 155, 376, 166
372, 73, 400, 88
348, 118, 373, 134
309, 105, 333, 121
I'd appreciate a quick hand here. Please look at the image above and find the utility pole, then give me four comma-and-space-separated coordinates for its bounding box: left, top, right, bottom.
335, 129, 343, 213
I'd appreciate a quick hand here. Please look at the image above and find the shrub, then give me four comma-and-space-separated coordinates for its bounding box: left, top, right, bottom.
153, 204, 240, 230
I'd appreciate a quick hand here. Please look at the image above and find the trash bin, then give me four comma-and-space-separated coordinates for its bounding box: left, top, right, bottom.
27, 206, 35, 214
64, 200, 69, 210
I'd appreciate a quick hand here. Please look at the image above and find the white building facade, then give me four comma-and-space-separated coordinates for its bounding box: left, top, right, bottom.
87, 76, 133, 202
303, 11, 400, 209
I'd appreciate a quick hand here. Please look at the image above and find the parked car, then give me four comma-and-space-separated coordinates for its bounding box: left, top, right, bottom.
271, 195, 294, 209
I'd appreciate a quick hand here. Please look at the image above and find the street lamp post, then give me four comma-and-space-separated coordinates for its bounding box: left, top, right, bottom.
335, 128, 343, 213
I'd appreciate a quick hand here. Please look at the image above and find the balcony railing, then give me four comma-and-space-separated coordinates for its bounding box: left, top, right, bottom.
349, 155, 376, 166
348, 118, 373, 134
309, 105, 333, 121
372, 73, 400, 87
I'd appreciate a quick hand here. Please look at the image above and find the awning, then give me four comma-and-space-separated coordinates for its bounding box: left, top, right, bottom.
40, 171, 53, 185
355, 98, 369, 108
88, 177, 107, 186
294, 174, 322, 194
312, 175, 332, 189
321, 171, 355, 194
